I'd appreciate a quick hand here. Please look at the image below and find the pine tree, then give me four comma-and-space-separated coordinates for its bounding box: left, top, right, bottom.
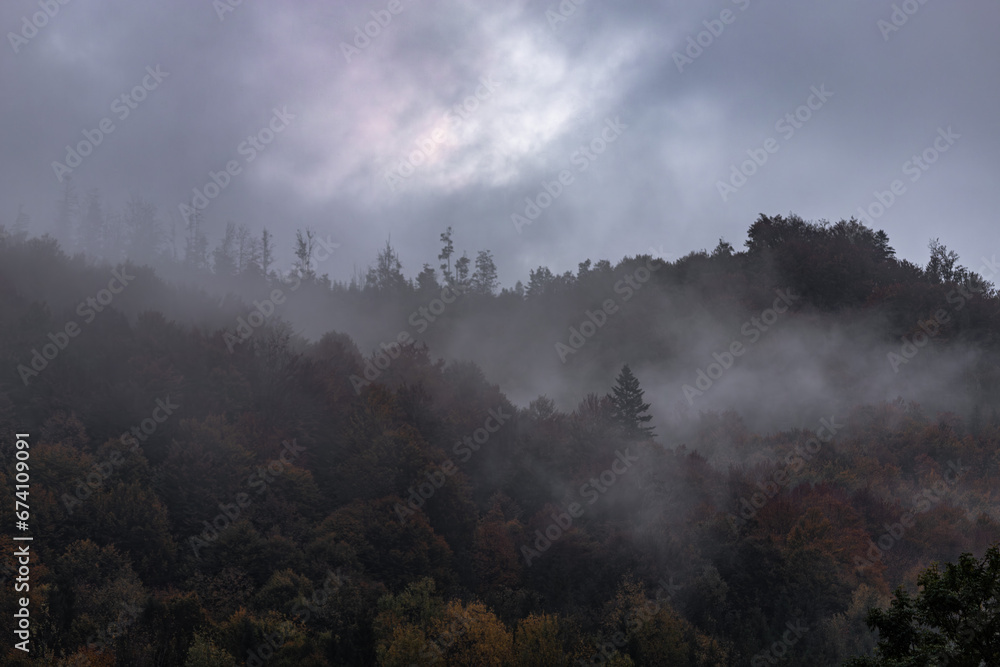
607, 364, 655, 439
416, 263, 439, 293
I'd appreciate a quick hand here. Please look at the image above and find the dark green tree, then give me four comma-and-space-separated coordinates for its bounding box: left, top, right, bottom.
366, 238, 408, 293
526, 266, 554, 299
845, 544, 1000, 666
294, 227, 317, 281
259, 227, 275, 276
454, 251, 470, 288
438, 226, 455, 285
416, 263, 439, 293
607, 364, 655, 439
471, 249, 498, 295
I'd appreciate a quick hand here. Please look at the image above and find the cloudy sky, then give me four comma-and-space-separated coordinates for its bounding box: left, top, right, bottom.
3, 0, 997, 285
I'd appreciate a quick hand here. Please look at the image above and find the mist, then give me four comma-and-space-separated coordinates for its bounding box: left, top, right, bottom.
3, 1, 1000, 665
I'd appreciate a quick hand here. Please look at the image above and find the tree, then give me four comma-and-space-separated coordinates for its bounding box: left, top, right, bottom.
259, 227, 275, 276
925, 238, 962, 284
212, 221, 238, 276
294, 227, 317, 281
81, 189, 105, 258
122, 195, 163, 265
184, 633, 238, 666
513, 613, 564, 666
439, 227, 455, 285
845, 544, 1000, 666
366, 238, 408, 293
526, 267, 554, 299
13, 203, 30, 234
184, 207, 209, 271
711, 238, 734, 258
607, 365, 655, 439
234, 224, 259, 274
416, 263, 439, 293
471, 250, 499, 295
454, 252, 470, 288
55, 178, 79, 244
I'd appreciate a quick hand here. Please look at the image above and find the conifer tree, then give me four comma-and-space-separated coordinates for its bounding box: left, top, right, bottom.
608, 364, 655, 439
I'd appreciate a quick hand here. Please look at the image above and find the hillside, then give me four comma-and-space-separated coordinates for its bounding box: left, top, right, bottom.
1, 215, 999, 665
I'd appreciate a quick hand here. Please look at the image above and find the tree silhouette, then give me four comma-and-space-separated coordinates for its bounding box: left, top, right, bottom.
438, 226, 455, 285
471, 250, 498, 295
366, 238, 408, 293
607, 364, 655, 439
294, 227, 317, 281
845, 544, 1000, 666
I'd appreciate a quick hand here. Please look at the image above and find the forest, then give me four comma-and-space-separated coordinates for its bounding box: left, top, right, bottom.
2, 210, 1000, 665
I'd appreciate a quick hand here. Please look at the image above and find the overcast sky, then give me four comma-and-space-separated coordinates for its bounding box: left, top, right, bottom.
3, 0, 997, 285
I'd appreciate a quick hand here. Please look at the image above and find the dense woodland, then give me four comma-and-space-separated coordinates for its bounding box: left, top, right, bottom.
2, 208, 1000, 665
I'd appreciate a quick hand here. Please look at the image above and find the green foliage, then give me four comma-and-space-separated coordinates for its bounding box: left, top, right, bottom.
608, 364, 655, 439
845, 545, 1000, 666
2, 215, 1000, 665
184, 633, 238, 667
